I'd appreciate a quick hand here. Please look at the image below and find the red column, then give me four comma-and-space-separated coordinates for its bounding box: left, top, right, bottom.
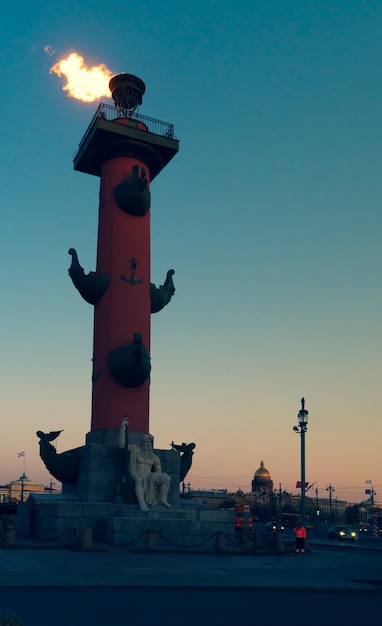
91, 156, 151, 432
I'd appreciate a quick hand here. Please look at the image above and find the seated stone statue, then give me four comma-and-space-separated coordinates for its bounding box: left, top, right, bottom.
119, 418, 171, 512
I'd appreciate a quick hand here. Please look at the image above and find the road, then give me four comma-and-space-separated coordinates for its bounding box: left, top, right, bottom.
1, 530, 381, 625
0, 587, 381, 625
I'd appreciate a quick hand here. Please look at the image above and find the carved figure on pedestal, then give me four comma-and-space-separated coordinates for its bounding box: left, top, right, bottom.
119, 418, 171, 511
170, 441, 196, 482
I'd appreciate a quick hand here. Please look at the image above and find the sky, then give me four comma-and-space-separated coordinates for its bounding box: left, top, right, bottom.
1, 0, 381, 505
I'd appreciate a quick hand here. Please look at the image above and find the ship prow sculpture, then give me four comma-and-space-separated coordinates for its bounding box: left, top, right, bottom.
36, 430, 80, 486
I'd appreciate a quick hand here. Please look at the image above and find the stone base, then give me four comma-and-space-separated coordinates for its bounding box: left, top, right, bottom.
103, 506, 235, 550
60, 430, 180, 506
17, 498, 235, 552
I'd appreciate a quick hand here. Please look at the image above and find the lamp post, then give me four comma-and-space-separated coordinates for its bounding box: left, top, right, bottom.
277, 483, 283, 516
20, 473, 25, 504
293, 397, 309, 527
326, 483, 335, 521
365, 480, 378, 537
315, 487, 319, 529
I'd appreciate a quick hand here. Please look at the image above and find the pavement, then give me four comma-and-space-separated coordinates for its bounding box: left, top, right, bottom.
0, 534, 382, 592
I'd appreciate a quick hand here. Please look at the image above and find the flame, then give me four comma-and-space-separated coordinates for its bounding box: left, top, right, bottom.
50, 52, 113, 102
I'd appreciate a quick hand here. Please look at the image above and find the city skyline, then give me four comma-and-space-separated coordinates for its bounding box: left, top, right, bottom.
5, 448, 380, 507
1, 0, 381, 506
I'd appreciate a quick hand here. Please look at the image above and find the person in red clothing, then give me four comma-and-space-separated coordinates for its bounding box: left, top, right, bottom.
293, 523, 307, 553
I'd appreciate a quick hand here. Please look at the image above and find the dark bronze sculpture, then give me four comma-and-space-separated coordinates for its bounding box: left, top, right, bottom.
108, 332, 151, 388
68, 248, 109, 305
114, 164, 151, 216
150, 269, 175, 313
36, 430, 80, 486
170, 442, 196, 482
121, 257, 143, 286
69, 247, 175, 314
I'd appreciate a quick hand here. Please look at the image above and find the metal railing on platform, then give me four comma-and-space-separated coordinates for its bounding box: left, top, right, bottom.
76, 103, 176, 156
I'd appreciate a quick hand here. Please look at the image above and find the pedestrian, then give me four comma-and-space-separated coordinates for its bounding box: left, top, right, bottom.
293, 523, 307, 553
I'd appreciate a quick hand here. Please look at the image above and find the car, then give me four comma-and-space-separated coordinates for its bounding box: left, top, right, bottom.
327, 524, 357, 541
266, 521, 285, 532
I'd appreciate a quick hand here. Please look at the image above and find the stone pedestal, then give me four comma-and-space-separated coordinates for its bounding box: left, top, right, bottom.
19, 429, 225, 551
102, 506, 234, 549
17, 498, 235, 552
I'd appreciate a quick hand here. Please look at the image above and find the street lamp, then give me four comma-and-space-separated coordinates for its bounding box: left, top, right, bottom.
20, 473, 25, 504
326, 483, 335, 521
293, 397, 309, 527
365, 480, 378, 537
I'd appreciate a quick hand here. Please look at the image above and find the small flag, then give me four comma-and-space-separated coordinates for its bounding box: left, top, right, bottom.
365, 489, 372, 495
365, 480, 372, 484
296, 481, 309, 489
17, 451, 25, 457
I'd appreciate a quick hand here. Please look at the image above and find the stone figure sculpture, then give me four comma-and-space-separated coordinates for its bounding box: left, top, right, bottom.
119, 417, 171, 511
170, 442, 196, 482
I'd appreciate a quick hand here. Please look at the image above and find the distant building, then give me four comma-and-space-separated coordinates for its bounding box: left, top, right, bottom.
0, 474, 48, 503
0, 486, 10, 502
184, 489, 233, 508
251, 460, 274, 494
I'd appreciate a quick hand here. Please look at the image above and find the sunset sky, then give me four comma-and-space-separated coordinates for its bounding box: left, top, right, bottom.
1, 0, 381, 505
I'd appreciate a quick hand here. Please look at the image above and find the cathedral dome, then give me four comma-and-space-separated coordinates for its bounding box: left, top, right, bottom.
252, 460, 273, 494
254, 460, 270, 478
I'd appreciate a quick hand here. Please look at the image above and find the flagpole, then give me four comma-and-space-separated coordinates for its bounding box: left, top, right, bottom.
17, 452, 26, 503
18, 452, 26, 475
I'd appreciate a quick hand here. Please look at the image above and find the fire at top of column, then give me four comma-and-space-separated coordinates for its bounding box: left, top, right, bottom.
73, 70, 179, 179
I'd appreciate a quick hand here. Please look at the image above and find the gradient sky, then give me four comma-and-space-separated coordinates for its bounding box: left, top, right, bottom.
1, 0, 381, 505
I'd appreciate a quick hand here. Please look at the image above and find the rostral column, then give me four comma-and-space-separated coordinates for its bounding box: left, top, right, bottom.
69, 73, 179, 434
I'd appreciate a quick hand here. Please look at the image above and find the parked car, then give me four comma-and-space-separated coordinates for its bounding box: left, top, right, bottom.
266, 521, 285, 532
327, 524, 357, 541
